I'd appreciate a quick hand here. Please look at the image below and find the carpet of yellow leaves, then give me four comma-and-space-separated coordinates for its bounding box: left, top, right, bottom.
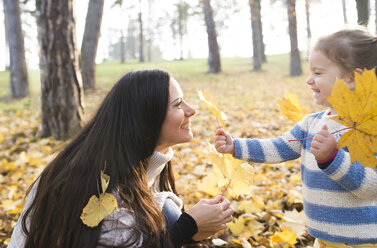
0, 58, 324, 247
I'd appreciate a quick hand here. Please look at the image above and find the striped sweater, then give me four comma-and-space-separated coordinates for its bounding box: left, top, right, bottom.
233, 110, 377, 244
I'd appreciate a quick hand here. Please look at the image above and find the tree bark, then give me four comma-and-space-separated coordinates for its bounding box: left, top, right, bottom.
138, 0, 144, 62
355, 0, 369, 26
81, 0, 104, 90
120, 30, 125, 63
202, 0, 221, 73
305, 0, 311, 40
3, 0, 29, 98
39, 0, 84, 140
342, 0, 348, 24
287, 0, 302, 76
249, 0, 263, 71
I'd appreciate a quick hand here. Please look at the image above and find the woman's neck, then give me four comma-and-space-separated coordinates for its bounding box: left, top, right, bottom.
147, 147, 174, 188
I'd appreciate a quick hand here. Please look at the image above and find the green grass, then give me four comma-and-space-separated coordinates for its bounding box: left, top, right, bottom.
0, 54, 309, 112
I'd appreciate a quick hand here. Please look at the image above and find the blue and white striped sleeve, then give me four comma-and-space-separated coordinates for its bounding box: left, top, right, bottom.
233, 121, 308, 163
321, 149, 377, 200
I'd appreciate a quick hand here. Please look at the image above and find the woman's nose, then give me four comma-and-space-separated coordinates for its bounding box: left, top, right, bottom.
184, 103, 196, 117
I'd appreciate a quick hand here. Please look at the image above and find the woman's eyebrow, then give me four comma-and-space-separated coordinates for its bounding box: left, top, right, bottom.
171, 97, 183, 104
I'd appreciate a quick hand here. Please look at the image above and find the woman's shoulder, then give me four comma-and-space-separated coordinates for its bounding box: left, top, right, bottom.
98, 207, 143, 247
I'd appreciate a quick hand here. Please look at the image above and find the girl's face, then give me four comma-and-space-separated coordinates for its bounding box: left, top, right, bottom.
156, 78, 196, 153
307, 49, 353, 109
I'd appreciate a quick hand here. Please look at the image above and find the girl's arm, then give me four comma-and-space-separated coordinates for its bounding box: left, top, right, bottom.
311, 125, 377, 200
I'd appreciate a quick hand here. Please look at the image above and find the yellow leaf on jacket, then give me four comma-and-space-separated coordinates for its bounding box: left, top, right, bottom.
80, 193, 117, 227
327, 69, 377, 169
80, 172, 117, 227
198, 89, 227, 127
278, 91, 309, 122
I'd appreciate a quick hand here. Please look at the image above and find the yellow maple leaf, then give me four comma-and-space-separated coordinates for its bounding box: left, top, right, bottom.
80, 171, 117, 227
271, 226, 297, 247
197, 89, 227, 127
278, 91, 309, 122
327, 69, 377, 169
206, 143, 254, 197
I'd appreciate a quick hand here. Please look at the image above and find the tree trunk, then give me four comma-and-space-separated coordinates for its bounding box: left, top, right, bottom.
356, 0, 369, 26
3, 0, 29, 98
202, 0, 221, 73
256, 1, 266, 63
249, 0, 263, 71
120, 30, 125, 63
342, 0, 348, 24
39, 0, 84, 140
305, 0, 311, 40
138, 0, 144, 62
287, 0, 302, 76
81, 0, 104, 90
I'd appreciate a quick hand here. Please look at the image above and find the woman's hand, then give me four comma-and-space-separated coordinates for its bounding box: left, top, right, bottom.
310, 125, 337, 161
214, 128, 235, 154
187, 195, 234, 236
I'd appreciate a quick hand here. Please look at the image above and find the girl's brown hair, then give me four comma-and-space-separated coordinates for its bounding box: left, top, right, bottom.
314, 28, 377, 76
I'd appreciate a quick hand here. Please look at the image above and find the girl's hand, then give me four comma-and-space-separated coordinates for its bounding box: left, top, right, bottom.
214, 128, 235, 154
310, 125, 337, 161
188, 195, 234, 235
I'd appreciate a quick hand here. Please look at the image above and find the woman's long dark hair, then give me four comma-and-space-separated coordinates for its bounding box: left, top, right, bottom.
22, 70, 177, 247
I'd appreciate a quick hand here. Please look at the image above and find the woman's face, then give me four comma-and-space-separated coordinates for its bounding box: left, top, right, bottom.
156, 78, 196, 153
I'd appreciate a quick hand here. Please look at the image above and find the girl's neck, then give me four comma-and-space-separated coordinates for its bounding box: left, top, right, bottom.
329, 107, 337, 115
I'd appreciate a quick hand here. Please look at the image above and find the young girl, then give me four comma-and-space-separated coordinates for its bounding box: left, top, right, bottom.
9, 70, 234, 248
214, 29, 377, 247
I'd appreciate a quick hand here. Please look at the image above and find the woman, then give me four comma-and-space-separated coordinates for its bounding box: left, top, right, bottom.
9, 69, 233, 248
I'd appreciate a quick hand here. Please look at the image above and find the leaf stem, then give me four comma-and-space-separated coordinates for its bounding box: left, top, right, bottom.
221, 179, 231, 197
288, 127, 353, 142
216, 117, 221, 128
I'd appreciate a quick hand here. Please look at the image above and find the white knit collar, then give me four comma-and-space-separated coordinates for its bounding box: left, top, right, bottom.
147, 147, 174, 188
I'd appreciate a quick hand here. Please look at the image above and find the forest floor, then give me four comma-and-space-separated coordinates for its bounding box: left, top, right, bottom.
0, 55, 324, 247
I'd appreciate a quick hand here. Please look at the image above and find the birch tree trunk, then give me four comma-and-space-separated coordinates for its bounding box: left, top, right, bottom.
287, 0, 302, 76
249, 0, 263, 71
202, 0, 221, 73
39, 0, 84, 140
81, 0, 104, 90
3, 0, 29, 98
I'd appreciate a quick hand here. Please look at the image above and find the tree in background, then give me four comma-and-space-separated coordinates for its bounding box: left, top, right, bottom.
171, 0, 190, 60
138, 0, 145, 62
249, 0, 263, 71
287, 0, 302, 76
81, 0, 104, 90
375, 0, 377, 34
202, 0, 221, 73
39, 0, 84, 140
355, 0, 369, 26
305, 0, 311, 40
342, 0, 348, 24
3, 0, 29, 98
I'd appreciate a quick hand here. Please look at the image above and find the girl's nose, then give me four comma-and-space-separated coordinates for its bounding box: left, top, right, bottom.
306, 75, 314, 85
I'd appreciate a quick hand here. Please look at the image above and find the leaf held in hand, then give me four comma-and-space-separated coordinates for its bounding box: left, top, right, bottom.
80, 171, 117, 227
327, 69, 377, 169
201, 143, 254, 197
197, 89, 227, 127
278, 91, 309, 122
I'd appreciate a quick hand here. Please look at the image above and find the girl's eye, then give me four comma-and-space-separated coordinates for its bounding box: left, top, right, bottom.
175, 101, 183, 108
314, 72, 322, 76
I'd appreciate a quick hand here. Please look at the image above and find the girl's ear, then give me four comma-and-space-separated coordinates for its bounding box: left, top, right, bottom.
346, 69, 362, 91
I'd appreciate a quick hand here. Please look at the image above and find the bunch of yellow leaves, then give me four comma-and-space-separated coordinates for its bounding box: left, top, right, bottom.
199, 143, 254, 197
80, 170, 118, 227
278, 91, 309, 122
197, 89, 227, 127
327, 69, 377, 169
